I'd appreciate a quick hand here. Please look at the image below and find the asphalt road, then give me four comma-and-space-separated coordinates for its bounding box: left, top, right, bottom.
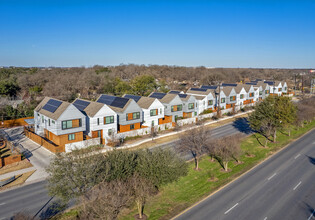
0, 118, 251, 219
175, 129, 315, 220
0, 180, 57, 220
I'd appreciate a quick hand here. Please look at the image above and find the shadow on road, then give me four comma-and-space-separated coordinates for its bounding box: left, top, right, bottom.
306, 155, 315, 165
39, 200, 67, 220
232, 117, 252, 134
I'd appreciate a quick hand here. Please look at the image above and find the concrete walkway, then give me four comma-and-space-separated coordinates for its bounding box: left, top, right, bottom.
2, 127, 54, 183
0, 167, 36, 180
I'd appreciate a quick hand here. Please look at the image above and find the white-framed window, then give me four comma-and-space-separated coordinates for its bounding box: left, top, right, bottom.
68, 133, 75, 141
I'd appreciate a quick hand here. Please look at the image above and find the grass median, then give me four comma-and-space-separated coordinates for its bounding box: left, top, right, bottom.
119, 120, 315, 220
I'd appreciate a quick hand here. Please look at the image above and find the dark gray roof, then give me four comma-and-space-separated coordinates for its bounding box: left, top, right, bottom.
123, 94, 142, 102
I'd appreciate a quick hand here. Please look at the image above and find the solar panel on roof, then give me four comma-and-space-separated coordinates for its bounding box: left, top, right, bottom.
110, 97, 129, 108
73, 99, 90, 111
190, 88, 208, 92
42, 99, 62, 113
245, 82, 257, 85
222, 83, 238, 87
178, 94, 188, 98
124, 94, 141, 102
200, 85, 217, 90
149, 92, 166, 99
97, 95, 116, 105
169, 91, 180, 94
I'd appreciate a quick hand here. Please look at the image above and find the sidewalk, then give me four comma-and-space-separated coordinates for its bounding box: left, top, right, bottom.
0, 167, 36, 181
102, 110, 253, 152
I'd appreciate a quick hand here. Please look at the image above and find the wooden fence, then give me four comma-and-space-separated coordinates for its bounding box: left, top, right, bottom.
24, 127, 65, 153
0, 117, 34, 128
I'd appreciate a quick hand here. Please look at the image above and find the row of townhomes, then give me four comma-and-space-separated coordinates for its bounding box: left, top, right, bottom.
32, 79, 288, 152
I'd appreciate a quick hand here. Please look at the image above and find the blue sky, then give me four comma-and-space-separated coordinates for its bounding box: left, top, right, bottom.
0, 0, 314, 68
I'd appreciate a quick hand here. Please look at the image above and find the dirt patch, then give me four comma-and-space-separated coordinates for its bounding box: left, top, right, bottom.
0, 159, 33, 175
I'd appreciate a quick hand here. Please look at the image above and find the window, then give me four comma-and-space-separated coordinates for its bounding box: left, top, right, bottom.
48, 119, 50, 126
188, 103, 194, 109
265, 90, 269, 94
160, 108, 162, 114
240, 94, 244, 99
194, 112, 197, 116
196, 102, 198, 107
127, 112, 140, 121
151, 120, 154, 126
97, 130, 101, 137
249, 93, 254, 97
208, 100, 213, 106
278, 88, 282, 92
230, 96, 236, 101
150, 109, 158, 116
104, 116, 114, 124
171, 105, 182, 112
62, 120, 72, 130
68, 134, 75, 141
52, 120, 55, 124
177, 104, 182, 111
97, 118, 100, 125
108, 129, 112, 136
259, 91, 263, 96
284, 87, 287, 91
42, 116, 44, 123
175, 115, 178, 122
130, 124, 135, 130
221, 98, 225, 103
37, 113, 39, 117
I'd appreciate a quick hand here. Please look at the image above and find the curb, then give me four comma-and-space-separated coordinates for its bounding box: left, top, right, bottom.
171, 127, 315, 220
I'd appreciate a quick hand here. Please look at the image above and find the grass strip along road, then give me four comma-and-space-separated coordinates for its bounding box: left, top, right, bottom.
119, 120, 315, 220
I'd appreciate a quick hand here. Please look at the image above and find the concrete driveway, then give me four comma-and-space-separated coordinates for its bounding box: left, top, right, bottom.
2, 126, 54, 182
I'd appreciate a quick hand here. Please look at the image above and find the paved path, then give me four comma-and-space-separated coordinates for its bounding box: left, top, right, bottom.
0, 167, 36, 180
175, 129, 315, 220
2, 127, 54, 182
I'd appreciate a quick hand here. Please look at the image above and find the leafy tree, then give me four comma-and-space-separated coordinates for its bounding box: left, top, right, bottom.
0, 79, 20, 97
249, 96, 281, 146
131, 75, 157, 96
136, 148, 188, 188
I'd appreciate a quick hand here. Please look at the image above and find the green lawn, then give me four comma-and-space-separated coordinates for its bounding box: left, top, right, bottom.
119, 120, 315, 220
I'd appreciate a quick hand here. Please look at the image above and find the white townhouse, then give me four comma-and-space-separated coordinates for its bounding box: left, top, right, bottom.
96, 95, 143, 133
34, 97, 86, 147
149, 92, 183, 122
186, 88, 216, 114
123, 94, 165, 127
282, 81, 288, 94
265, 81, 283, 96
214, 88, 227, 110
73, 98, 117, 144
234, 84, 247, 107
222, 86, 237, 109
168, 91, 198, 118
243, 84, 256, 105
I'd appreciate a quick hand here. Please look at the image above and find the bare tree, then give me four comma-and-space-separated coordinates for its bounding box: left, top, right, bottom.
213, 135, 242, 171
129, 173, 157, 219
178, 125, 212, 170
80, 180, 132, 220
228, 134, 243, 163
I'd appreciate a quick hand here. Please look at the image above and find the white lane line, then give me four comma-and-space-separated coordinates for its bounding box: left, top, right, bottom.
267, 173, 277, 180
224, 203, 239, 214
0, 202, 5, 206
308, 210, 315, 220
293, 181, 302, 190
263, 217, 268, 220
294, 154, 301, 159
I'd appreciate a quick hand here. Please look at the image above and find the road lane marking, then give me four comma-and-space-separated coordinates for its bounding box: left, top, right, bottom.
293, 181, 302, 190
263, 217, 267, 220
224, 203, 239, 214
307, 210, 315, 220
294, 154, 301, 159
267, 173, 277, 180
0, 202, 5, 206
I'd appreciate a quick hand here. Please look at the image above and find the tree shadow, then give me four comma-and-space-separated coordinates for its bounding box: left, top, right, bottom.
39, 200, 67, 220
232, 118, 252, 134
303, 202, 314, 218
306, 155, 315, 165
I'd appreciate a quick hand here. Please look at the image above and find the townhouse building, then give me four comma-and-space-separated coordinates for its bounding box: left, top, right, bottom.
73, 98, 117, 144
169, 91, 198, 118
243, 84, 256, 105
222, 86, 237, 109
149, 92, 183, 122
34, 97, 86, 147
96, 95, 143, 133
265, 81, 283, 96
186, 88, 216, 114
123, 94, 165, 127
